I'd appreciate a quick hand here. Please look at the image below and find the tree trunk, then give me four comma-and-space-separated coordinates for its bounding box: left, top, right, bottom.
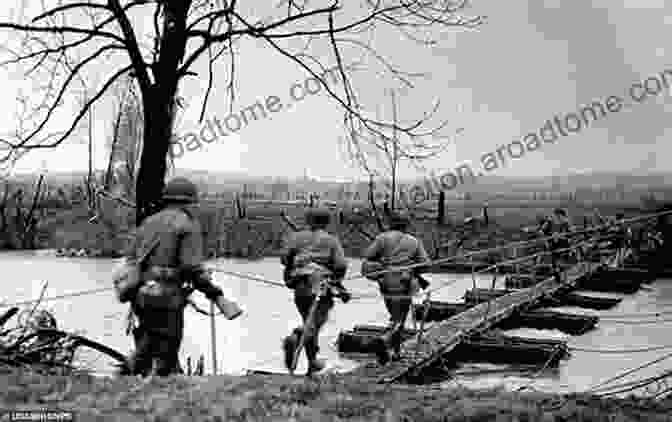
135, 95, 172, 225
134, 1, 191, 225
368, 176, 385, 232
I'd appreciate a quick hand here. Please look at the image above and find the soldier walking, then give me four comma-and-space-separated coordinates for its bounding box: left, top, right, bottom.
281, 208, 351, 376
122, 177, 243, 376
361, 211, 430, 365
538, 208, 573, 270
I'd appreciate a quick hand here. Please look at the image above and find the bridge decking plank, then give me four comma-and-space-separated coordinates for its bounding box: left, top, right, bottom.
345, 259, 606, 384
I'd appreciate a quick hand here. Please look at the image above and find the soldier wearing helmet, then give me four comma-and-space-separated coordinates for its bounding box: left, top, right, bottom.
123, 177, 242, 376
281, 207, 350, 376
361, 210, 430, 364
538, 208, 574, 269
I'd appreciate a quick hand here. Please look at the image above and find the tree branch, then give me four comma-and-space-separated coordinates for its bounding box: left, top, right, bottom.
107, 0, 152, 93
0, 22, 125, 44
10, 65, 132, 149
32, 2, 111, 23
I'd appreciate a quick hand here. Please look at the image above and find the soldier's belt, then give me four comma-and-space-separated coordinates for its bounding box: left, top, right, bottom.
143, 266, 180, 281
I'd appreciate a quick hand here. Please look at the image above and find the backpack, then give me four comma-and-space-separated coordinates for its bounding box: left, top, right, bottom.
112, 238, 159, 303
134, 207, 194, 311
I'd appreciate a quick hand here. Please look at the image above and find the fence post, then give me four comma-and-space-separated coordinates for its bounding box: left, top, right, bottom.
210, 300, 217, 375
437, 191, 445, 225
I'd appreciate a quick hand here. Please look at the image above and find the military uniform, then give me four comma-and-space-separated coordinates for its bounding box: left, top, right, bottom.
362, 213, 430, 363
540, 210, 572, 268
124, 178, 240, 376
281, 208, 349, 375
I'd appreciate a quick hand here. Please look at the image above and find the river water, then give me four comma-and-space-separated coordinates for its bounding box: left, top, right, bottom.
1, 251, 671, 396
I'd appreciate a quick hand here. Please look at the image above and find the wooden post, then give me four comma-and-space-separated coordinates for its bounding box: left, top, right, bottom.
210, 300, 218, 375
437, 191, 445, 225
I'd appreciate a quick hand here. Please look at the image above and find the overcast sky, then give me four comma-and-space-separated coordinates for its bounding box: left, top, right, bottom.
0, 0, 670, 181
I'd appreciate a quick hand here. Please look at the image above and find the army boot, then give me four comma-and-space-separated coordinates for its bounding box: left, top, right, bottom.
307, 359, 326, 376
305, 342, 325, 376
282, 328, 302, 372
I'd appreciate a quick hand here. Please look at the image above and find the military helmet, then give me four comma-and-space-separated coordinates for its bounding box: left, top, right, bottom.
553, 208, 567, 217
305, 207, 331, 228
162, 177, 199, 204
388, 210, 411, 230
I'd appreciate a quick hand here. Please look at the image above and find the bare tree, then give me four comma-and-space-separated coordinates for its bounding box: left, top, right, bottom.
347, 87, 463, 216
0, 175, 47, 249
105, 77, 143, 198
0, 0, 483, 224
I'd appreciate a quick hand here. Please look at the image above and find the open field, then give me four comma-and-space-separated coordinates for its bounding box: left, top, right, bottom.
1, 369, 671, 421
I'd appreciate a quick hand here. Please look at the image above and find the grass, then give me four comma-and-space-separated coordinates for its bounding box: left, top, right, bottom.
1, 369, 671, 421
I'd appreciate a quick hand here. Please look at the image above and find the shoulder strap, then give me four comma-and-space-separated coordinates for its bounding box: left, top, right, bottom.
178, 206, 194, 221
174, 206, 196, 267
137, 207, 194, 268
382, 231, 407, 266
138, 237, 160, 266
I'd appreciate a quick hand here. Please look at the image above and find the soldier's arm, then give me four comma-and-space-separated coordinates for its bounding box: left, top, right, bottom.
329, 238, 348, 280
179, 224, 223, 301
412, 238, 431, 274
362, 236, 383, 262
280, 232, 297, 268
123, 229, 140, 261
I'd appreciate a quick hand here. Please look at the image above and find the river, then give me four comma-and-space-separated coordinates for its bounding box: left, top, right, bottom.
1, 251, 670, 396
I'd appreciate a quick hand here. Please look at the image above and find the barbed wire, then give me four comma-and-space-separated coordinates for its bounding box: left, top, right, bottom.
535, 352, 672, 410
588, 351, 672, 393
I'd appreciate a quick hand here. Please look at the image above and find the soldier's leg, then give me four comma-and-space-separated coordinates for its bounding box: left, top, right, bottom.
378, 293, 410, 359
382, 288, 400, 325
283, 294, 314, 371
150, 311, 184, 376
389, 296, 412, 356
305, 295, 334, 364
126, 326, 152, 376
297, 294, 318, 358
153, 334, 181, 376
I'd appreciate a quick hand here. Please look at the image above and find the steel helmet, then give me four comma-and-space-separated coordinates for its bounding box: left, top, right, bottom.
305, 207, 331, 228
162, 177, 199, 204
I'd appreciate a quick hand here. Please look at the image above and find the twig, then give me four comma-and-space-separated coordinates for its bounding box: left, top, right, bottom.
19, 281, 49, 339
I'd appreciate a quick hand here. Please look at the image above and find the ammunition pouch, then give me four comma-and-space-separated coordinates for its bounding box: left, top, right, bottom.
135, 267, 186, 311
288, 262, 332, 296
112, 259, 143, 304
136, 280, 186, 311
361, 260, 385, 280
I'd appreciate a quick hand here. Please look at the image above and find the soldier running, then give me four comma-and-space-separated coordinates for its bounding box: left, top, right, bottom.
123, 177, 243, 376
361, 211, 431, 365
281, 208, 351, 376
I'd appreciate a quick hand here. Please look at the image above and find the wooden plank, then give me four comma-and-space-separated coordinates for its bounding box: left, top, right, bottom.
346, 259, 603, 384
